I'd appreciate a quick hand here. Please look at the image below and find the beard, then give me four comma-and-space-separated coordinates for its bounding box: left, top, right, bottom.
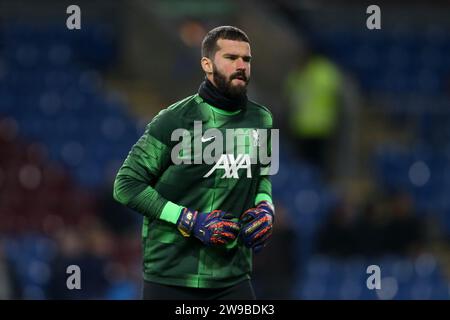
212, 65, 249, 99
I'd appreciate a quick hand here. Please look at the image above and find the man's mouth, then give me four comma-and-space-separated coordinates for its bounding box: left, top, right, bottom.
232, 75, 246, 83
232, 79, 246, 86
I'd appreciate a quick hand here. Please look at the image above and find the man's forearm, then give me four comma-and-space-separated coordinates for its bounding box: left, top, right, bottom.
113, 173, 169, 221
255, 176, 273, 205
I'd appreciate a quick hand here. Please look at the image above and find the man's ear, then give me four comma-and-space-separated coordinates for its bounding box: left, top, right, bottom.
201, 57, 213, 74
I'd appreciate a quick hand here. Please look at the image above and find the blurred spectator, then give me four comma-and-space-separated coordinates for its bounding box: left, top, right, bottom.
46, 220, 112, 299
356, 192, 425, 257
252, 204, 297, 299
316, 198, 360, 257
317, 191, 426, 258
355, 199, 393, 257
383, 191, 425, 255
284, 50, 343, 172
284, 49, 358, 182
0, 239, 22, 299
97, 186, 141, 236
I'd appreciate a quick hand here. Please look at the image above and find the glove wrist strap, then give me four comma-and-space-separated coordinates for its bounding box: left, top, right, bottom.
257, 201, 275, 216
177, 208, 198, 237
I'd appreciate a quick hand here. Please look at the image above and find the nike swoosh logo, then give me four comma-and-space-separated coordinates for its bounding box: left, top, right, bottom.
201, 136, 215, 143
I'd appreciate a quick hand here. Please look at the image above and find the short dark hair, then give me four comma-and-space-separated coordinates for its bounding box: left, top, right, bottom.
201, 26, 250, 58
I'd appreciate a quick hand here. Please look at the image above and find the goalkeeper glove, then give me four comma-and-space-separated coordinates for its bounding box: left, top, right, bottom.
240, 201, 274, 253
177, 208, 240, 246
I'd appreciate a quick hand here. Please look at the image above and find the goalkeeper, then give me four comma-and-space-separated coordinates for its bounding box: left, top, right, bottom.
113, 26, 275, 300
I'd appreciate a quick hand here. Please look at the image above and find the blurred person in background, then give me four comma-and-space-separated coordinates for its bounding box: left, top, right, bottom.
317, 191, 426, 258
252, 204, 297, 299
316, 197, 360, 258
114, 26, 275, 300
383, 191, 425, 255
0, 239, 22, 299
46, 220, 111, 299
284, 48, 358, 181
355, 191, 425, 257
98, 185, 141, 237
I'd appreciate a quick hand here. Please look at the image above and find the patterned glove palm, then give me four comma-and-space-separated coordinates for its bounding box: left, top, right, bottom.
240, 201, 274, 253
177, 208, 240, 246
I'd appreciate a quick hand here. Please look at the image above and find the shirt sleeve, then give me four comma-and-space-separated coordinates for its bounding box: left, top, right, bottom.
255, 176, 273, 205
255, 111, 274, 205
113, 120, 182, 223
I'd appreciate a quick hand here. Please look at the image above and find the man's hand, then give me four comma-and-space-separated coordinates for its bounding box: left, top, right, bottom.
177, 208, 240, 246
240, 201, 274, 253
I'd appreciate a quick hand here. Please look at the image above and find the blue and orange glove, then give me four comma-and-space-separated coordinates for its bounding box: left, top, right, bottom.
177, 208, 240, 246
240, 201, 274, 253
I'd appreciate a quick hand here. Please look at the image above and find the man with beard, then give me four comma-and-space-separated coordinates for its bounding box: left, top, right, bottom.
114, 26, 274, 299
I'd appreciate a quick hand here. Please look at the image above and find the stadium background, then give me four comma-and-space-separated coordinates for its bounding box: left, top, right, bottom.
1, 0, 450, 299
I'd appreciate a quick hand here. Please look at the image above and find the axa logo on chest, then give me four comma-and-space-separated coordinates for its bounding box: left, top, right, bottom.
170, 121, 279, 178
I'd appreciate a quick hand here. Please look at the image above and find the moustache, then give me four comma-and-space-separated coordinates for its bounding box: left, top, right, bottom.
230, 72, 248, 82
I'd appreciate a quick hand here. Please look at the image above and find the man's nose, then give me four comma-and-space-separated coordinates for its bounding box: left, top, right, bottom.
235, 58, 246, 70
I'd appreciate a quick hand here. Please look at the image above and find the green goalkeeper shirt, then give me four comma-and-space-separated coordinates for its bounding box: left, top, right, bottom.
113, 93, 273, 288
